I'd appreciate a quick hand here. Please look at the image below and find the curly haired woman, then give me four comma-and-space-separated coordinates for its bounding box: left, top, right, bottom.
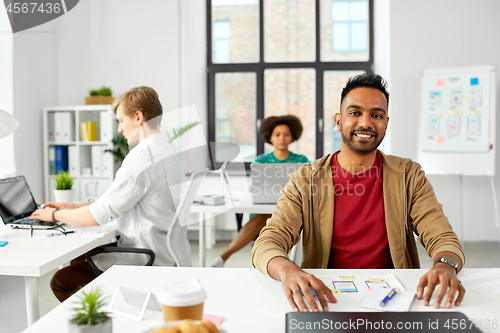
210, 115, 309, 267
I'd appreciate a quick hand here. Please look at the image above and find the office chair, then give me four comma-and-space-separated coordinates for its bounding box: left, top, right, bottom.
85, 168, 210, 275
167, 168, 210, 267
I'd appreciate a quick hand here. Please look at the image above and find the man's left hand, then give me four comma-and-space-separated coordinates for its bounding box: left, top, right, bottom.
416, 264, 465, 308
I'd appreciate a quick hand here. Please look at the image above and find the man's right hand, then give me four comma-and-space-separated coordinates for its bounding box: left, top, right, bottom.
268, 256, 337, 312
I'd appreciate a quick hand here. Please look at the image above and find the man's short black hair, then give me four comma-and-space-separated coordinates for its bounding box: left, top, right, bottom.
340, 73, 390, 106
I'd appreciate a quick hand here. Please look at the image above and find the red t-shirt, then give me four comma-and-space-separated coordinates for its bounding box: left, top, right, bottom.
328, 151, 393, 269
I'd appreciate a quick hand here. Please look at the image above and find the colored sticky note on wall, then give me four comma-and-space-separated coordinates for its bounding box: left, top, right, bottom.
453, 109, 463, 118
471, 78, 479, 86
436, 79, 445, 87
437, 136, 446, 144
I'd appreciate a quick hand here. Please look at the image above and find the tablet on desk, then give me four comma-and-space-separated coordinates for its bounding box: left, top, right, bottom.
286, 312, 483, 333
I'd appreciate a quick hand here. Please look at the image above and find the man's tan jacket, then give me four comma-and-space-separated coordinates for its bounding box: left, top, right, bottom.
252, 151, 465, 276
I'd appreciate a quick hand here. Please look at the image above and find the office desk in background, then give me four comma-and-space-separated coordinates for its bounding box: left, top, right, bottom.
23, 267, 500, 333
191, 192, 276, 267
0, 223, 116, 325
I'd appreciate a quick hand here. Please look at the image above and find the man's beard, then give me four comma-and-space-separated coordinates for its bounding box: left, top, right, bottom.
340, 127, 384, 153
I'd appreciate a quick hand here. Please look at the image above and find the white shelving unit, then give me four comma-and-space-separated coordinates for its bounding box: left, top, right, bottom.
42, 105, 117, 203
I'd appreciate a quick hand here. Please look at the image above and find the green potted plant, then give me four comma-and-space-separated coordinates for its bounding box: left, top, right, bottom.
85, 86, 115, 105
54, 170, 75, 203
68, 288, 112, 333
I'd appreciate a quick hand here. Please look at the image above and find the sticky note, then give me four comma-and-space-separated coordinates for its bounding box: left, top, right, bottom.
436, 79, 445, 87
436, 113, 442, 119
338, 275, 357, 281
476, 110, 482, 116
463, 95, 470, 100
453, 109, 463, 118
367, 277, 388, 282
0, 241, 8, 247
437, 136, 446, 144
202, 314, 224, 326
331, 289, 341, 295
471, 78, 479, 86
449, 124, 457, 130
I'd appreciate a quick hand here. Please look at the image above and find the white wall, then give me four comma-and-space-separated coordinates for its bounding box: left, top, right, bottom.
6, 0, 206, 202
13, 21, 59, 201
386, 0, 500, 241
0, 10, 15, 178
58, 0, 181, 110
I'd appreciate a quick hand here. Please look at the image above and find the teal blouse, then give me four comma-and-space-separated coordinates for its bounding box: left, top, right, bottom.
254, 151, 309, 164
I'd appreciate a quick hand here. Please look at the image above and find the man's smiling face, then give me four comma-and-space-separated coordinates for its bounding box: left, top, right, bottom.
335, 87, 389, 154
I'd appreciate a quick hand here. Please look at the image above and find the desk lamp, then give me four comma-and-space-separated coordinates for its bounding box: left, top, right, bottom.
0, 109, 19, 139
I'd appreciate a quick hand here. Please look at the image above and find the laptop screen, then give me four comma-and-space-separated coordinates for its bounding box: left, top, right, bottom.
0, 176, 38, 223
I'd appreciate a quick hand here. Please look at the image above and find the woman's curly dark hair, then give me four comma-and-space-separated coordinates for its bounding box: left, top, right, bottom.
260, 115, 304, 144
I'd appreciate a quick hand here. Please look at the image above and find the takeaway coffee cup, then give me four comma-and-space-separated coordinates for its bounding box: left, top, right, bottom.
157, 278, 207, 322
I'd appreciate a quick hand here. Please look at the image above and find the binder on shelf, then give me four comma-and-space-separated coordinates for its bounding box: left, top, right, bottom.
54, 112, 74, 143
91, 145, 102, 176
80, 122, 88, 141
80, 122, 97, 141
86, 122, 97, 141
101, 146, 113, 178
47, 113, 55, 142
54, 145, 69, 173
100, 111, 111, 143
68, 146, 78, 177
48, 146, 56, 175
54, 112, 62, 142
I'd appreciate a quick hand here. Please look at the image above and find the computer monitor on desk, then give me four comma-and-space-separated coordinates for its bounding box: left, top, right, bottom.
250, 163, 306, 204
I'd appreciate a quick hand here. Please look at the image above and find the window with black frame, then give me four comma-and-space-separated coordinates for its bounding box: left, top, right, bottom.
208, 0, 373, 169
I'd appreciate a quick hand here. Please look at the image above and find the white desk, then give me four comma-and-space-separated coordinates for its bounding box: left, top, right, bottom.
23, 266, 500, 333
0, 223, 116, 325
191, 193, 276, 267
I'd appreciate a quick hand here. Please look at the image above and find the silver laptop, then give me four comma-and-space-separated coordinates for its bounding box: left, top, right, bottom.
0, 176, 60, 229
250, 163, 306, 204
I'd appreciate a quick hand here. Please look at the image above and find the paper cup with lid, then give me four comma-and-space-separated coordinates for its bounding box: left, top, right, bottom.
157, 278, 207, 322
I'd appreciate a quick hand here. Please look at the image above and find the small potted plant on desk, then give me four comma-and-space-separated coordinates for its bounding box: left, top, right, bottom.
54, 170, 75, 203
69, 288, 112, 333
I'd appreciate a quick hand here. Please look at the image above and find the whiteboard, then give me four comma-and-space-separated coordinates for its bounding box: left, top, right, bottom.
417, 66, 496, 176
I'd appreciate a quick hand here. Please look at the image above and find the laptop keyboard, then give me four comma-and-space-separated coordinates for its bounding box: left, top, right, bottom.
16, 217, 41, 224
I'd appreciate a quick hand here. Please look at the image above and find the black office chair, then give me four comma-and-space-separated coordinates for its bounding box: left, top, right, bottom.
85, 246, 155, 276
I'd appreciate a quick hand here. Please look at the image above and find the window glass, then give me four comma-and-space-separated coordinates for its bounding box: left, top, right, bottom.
213, 21, 231, 62
212, 0, 259, 63
264, 0, 315, 62
215, 73, 257, 162
321, 0, 369, 61
264, 69, 315, 161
